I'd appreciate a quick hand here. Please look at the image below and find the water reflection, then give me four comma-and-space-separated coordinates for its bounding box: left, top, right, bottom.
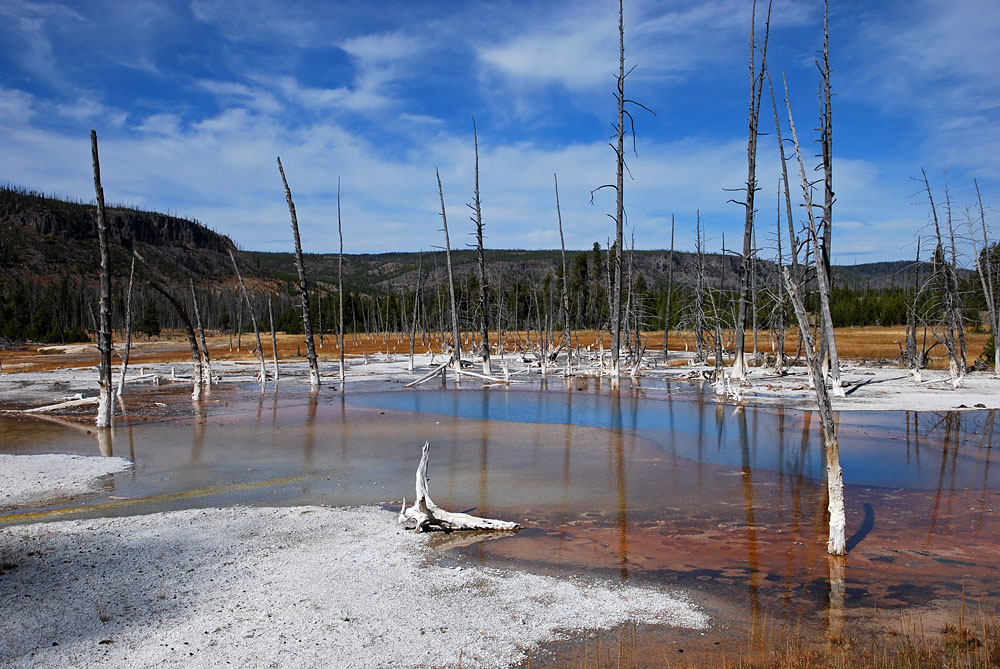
1, 384, 998, 637
348, 389, 999, 490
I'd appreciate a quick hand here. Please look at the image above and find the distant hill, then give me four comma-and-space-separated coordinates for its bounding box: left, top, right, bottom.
2, 185, 947, 295
0, 185, 253, 290
3, 186, 978, 342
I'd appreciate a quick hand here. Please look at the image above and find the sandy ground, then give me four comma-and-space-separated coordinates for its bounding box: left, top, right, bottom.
3, 347, 998, 413
0, 454, 132, 508
0, 502, 706, 668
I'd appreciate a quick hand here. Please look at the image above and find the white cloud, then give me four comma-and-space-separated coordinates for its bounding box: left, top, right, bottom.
846, 0, 1000, 178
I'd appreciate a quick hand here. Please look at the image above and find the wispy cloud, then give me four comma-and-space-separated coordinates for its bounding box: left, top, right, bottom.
846, 0, 1000, 178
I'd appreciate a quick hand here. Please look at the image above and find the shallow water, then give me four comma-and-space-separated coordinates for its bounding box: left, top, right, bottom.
2, 378, 998, 653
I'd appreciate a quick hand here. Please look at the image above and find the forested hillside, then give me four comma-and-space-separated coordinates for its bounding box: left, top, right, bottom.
0, 187, 991, 345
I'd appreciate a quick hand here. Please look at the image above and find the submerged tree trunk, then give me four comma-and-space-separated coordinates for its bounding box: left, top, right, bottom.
277, 157, 320, 388
90, 130, 113, 428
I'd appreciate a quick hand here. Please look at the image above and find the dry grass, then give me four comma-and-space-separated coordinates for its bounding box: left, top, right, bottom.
0, 327, 993, 374
572, 607, 1000, 669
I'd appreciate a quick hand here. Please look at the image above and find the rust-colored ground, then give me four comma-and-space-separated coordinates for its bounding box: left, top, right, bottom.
2, 327, 991, 374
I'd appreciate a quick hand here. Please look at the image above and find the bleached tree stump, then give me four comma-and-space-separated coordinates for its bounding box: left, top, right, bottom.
398, 442, 520, 533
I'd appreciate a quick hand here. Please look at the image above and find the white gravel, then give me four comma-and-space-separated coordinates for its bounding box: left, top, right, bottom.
0, 454, 132, 508
0, 505, 707, 668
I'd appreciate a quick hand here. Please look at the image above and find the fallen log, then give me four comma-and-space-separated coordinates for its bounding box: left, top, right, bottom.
398, 441, 520, 533
404, 361, 450, 388
21, 396, 99, 414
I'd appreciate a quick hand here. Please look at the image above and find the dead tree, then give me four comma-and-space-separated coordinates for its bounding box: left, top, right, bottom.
190, 279, 212, 387
555, 173, 572, 373
398, 441, 519, 532
729, 0, 772, 383
765, 65, 800, 284
337, 178, 346, 391
772, 181, 787, 374
663, 214, 675, 361
693, 211, 708, 362
469, 118, 491, 375
268, 295, 279, 382
971, 180, 999, 373
437, 169, 462, 374
590, 0, 652, 382
277, 157, 320, 388
90, 130, 113, 428
781, 268, 845, 555
921, 169, 965, 387
228, 248, 267, 384
116, 253, 136, 399
407, 252, 424, 372
784, 73, 844, 396
148, 281, 203, 401
816, 0, 838, 386
943, 177, 968, 369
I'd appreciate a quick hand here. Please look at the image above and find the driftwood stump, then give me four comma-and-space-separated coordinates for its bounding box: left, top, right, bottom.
398, 442, 520, 533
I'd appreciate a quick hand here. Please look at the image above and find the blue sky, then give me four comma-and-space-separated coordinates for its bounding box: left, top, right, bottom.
1, 0, 998, 262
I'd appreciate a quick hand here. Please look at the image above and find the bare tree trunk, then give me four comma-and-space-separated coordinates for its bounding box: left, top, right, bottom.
268, 295, 279, 382
437, 169, 462, 376
817, 0, 838, 388
694, 211, 707, 362
555, 173, 571, 374
317, 287, 324, 349
781, 269, 845, 555
90, 130, 113, 428
338, 178, 346, 392
190, 279, 212, 387
905, 240, 922, 376
972, 180, 999, 373
663, 214, 675, 362
236, 299, 243, 351
783, 73, 844, 397
766, 65, 800, 285
470, 118, 491, 375
943, 177, 968, 369
116, 254, 136, 399
277, 157, 320, 388
611, 0, 626, 383
922, 169, 964, 387
408, 252, 423, 372
228, 248, 267, 385
731, 0, 771, 383
773, 182, 787, 374
149, 281, 202, 401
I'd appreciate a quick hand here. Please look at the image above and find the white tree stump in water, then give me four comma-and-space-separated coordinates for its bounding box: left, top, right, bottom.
398, 442, 520, 533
